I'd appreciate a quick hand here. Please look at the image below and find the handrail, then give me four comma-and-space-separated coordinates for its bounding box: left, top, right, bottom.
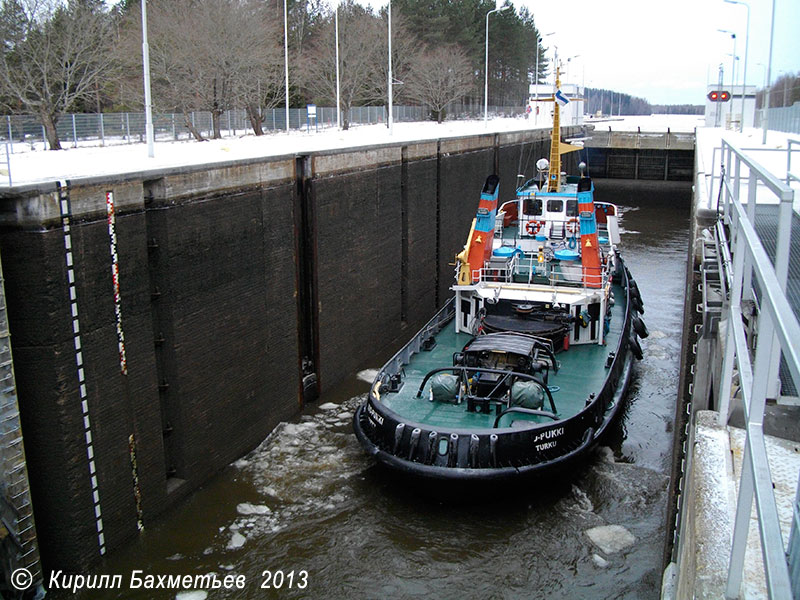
716, 136, 799, 598
787, 138, 800, 186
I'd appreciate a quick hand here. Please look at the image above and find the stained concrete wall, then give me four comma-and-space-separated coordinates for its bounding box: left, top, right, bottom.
0, 125, 577, 574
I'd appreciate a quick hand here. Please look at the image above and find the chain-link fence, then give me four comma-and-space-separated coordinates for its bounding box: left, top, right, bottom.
0, 103, 524, 152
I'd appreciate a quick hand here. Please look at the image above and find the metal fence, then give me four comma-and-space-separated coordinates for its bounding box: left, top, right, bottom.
0, 103, 524, 152
714, 137, 799, 597
766, 103, 800, 135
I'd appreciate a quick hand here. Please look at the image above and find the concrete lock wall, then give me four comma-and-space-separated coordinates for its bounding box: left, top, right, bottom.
0, 126, 574, 574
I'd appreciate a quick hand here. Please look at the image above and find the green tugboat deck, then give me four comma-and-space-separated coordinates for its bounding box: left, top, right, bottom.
380, 283, 627, 430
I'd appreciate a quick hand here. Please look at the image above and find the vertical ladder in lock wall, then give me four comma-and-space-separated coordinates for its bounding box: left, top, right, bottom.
0, 255, 42, 589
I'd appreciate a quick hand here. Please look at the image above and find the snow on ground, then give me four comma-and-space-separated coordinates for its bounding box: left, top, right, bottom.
1, 113, 795, 206
695, 125, 800, 213
0, 114, 701, 188
585, 114, 703, 133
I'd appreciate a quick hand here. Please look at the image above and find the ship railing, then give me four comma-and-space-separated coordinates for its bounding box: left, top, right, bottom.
713, 137, 799, 598
378, 299, 456, 392
472, 253, 521, 284
472, 251, 609, 290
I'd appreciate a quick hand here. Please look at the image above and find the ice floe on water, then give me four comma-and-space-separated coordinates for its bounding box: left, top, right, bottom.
226, 532, 247, 550
585, 525, 636, 554
236, 502, 271, 515
592, 553, 610, 568
356, 369, 379, 383
221, 395, 368, 552
175, 592, 208, 600
569, 484, 595, 514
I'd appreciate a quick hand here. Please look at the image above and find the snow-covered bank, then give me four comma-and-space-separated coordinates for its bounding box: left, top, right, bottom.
1, 114, 704, 187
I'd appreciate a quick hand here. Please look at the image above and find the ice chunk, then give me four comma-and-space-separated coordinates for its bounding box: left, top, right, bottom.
592, 553, 609, 568
237, 502, 271, 516
227, 532, 247, 550
585, 525, 635, 554
318, 402, 339, 411
357, 369, 379, 383
176, 592, 208, 600
336, 412, 351, 420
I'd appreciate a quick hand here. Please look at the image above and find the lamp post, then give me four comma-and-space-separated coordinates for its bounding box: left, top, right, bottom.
724, 0, 749, 132
718, 29, 736, 128
564, 54, 580, 83
484, 3, 512, 126
388, 0, 393, 135
335, 5, 341, 129
283, 0, 290, 132
141, 0, 154, 158
533, 32, 554, 126
761, 0, 775, 144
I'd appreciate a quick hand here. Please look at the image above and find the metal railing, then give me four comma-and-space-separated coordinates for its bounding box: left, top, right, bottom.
0, 104, 524, 152
716, 137, 799, 598
708, 139, 800, 208
787, 138, 800, 186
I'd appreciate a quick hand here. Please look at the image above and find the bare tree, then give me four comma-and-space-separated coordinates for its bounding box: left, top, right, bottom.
234, 0, 285, 136
0, 0, 116, 150
117, 0, 285, 140
406, 44, 474, 123
299, 1, 382, 130
363, 10, 419, 113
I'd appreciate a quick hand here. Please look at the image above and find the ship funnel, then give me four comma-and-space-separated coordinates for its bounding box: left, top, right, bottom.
455, 175, 500, 285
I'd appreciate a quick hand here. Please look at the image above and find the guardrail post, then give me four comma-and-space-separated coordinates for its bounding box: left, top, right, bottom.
100, 113, 105, 146
717, 188, 746, 424
6, 116, 12, 154
741, 171, 758, 302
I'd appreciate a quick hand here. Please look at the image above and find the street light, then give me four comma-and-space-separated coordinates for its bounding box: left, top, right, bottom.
284, 0, 290, 132
761, 0, 775, 144
564, 54, 580, 83
388, 0, 393, 135
533, 32, 554, 126
717, 29, 736, 129
724, 0, 749, 132
484, 3, 512, 126
534, 32, 555, 86
335, 5, 341, 129
141, 0, 154, 158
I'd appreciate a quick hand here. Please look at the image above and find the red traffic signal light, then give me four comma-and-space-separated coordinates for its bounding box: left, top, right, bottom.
707, 90, 731, 102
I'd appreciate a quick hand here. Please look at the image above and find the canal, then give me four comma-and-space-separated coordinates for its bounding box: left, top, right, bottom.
62, 178, 691, 600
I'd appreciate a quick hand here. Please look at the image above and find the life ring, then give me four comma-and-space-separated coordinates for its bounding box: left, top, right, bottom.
526, 220, 542, 236
566, 218, 579, 235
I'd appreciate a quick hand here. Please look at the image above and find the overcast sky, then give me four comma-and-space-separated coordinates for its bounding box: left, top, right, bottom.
515, 0, 799, 104
366, 0, 800, 105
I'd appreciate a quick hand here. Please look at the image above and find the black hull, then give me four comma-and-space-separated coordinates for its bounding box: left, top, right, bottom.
352, 259, 642, 483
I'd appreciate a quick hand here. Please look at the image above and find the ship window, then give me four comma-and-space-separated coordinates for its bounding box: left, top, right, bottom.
546, 199, 563, 213
523, 198, 542, 216
566, 199, 578, 216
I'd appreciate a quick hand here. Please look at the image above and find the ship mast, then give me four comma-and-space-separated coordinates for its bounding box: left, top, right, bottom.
547, 67, 562, 192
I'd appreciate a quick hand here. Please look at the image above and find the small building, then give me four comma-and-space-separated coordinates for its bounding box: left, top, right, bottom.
704, 84, 758, 129
529, 82, 584, 127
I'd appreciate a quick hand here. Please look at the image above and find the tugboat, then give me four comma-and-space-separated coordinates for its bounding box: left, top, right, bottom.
353, 70, 646, 482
